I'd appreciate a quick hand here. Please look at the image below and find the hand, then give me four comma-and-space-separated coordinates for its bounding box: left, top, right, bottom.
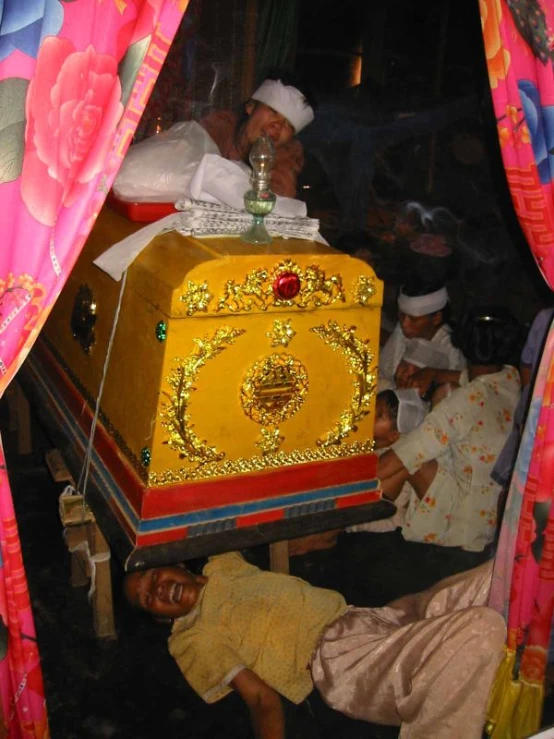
406, 367, 437, 395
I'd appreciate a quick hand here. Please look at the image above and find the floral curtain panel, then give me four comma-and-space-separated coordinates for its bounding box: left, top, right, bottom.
0, 1, 187, 736
480, 0, 554, 736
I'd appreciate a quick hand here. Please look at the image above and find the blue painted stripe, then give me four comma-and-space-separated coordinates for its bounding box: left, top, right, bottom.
137, 478, 379, 532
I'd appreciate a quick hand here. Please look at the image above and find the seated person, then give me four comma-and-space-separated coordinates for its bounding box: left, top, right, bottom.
379, 305, 521, 555
124, 551, 505, 739
348, 388, 427, 534
377, 278, 466, 392
200, 70, 316, 198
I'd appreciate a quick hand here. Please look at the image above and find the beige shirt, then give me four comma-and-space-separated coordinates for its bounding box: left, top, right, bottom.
169, 552, 347, 704
393, 366, 521, 551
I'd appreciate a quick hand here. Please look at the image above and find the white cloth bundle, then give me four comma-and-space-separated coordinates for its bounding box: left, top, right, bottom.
94, 201, 325, 282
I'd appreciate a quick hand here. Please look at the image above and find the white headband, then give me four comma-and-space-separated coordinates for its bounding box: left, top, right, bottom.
251, 79, 314, 133
397, 287, 448, 317
393, 388, 427, 434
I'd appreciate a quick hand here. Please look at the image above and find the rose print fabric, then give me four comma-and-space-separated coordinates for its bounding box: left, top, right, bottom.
392, 367, 521, 551
0, 1, 188, 736
480, 1, 554, 734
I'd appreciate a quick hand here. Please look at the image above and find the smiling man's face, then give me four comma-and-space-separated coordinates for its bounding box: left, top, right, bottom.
124, 566, 207, 618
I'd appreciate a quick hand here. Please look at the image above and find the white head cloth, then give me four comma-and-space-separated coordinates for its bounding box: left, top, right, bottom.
251, 79, 314, 133
393, 388, 427, 434
397, 286, 448, 317
403, 338, 452, 370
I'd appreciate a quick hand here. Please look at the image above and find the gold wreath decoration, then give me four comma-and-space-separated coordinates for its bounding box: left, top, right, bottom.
160, 326, 245, 465
311, 320, 377, 446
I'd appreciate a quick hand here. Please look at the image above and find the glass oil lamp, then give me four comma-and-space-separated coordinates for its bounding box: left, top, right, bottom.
241, 134, 276, 244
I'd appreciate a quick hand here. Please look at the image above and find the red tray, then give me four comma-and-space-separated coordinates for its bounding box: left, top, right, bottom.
107, 192, 177, 223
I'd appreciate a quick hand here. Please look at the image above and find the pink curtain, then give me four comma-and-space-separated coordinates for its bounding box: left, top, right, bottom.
0, 1, 188, 735
480, 0, 554, 735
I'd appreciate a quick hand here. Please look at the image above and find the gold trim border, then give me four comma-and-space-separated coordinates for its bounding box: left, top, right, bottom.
147, 439, 375, 485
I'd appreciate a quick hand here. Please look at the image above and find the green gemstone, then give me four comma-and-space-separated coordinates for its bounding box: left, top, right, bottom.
155, 321, 167, 342
140, 448, 151, 466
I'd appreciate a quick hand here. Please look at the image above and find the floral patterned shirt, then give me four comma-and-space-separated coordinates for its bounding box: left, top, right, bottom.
392, 366, 521, 551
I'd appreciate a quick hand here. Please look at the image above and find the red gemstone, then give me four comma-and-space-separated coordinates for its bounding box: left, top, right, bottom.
274, 272, 301, 300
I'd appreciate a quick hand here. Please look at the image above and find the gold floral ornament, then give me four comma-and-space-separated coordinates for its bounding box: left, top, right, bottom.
241, 353, 309, 427
311, 321, 377, 446
267, 319, 296, 347
147, 440, 374, 485
178, 280, 213, 316
215, 260, 345, 313
160, 327, 245, 465
256, 427, 285, 455
353, 275, 377, 306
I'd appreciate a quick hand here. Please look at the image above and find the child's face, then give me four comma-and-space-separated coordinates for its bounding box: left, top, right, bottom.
373, 397, 399, 449
395, 359, 419, 388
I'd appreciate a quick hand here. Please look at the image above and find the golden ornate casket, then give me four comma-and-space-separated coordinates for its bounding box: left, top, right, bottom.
26, 206, 391, 568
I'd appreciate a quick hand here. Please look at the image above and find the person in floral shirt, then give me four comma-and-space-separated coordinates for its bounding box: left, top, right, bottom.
378, 306, 522, 554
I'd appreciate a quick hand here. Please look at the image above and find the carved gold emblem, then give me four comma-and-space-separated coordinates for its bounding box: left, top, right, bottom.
311, 321, 377, 446
178, 280, 213, 316
241, 353, 308, 427
160, 327, 245, 465
216, 260, 345, 313
70, 284, 97, 355
266, 319, 296, 348
353, 275, 377, 306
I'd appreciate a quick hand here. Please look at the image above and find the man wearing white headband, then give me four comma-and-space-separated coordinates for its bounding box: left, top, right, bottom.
378, 278, 466, 392
200, 71, 315, 198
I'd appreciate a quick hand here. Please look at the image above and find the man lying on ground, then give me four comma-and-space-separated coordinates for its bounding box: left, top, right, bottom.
124, 551, 504, 739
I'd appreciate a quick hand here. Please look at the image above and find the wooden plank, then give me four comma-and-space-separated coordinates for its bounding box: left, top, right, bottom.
269, 541, 289, 574
65, 526, 89, 588
87, 522, 116, 639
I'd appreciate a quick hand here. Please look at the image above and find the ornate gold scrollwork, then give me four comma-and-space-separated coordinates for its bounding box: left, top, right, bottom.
160, 326, 245, 465
178, 280, 213, 316
71, 284, 97, 355
241, 353, 309, 427
147, 439, 374, 485
215, 260, 345, 313
311, 320, 377, 446
353, 275, 377, 306
266, 319, 296, 348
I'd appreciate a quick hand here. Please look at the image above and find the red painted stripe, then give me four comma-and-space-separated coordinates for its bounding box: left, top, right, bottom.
142, 454, 378, 518
136, 527, 189, 547
134, 487, 382, 547
236, 509, 285, 528
336, 490, 382, 508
